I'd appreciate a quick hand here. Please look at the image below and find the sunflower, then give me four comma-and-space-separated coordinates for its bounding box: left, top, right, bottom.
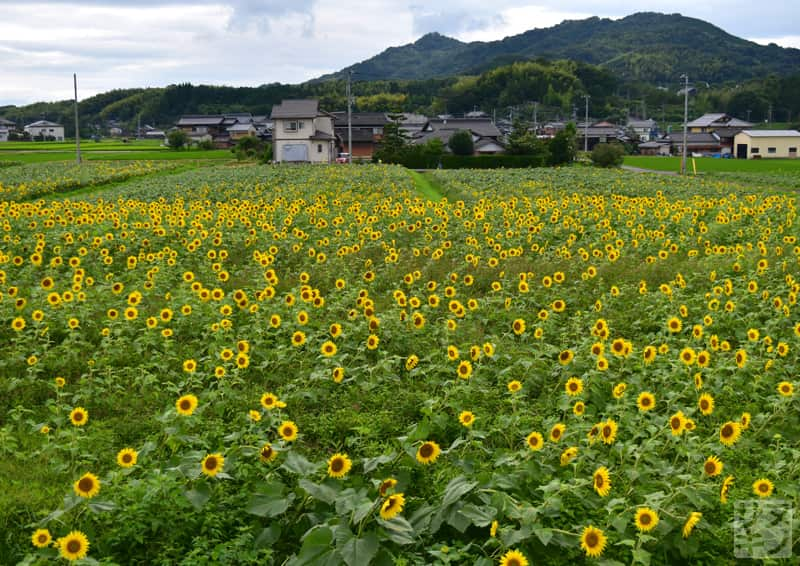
526, 431, 544, 451
11, 317, 25, 331
735, 349, 747, 368
69, 407, 88, 426
600, 419, 618, 444
176, 394, 198, 416
667, 316, 682, 333
593, 466, 611, 497
201, 453, 225, 477
565, 377, 583, 396
740, 412, 751, 429
182, 359, 197, 373
580, 525, 607, 558
679, 347, 696, 366
260, 392, 280, 410
366, 334, 380, 350
669, 411, 687, 436
643, 345, 657, 363
703, 455, 723, 477
719, 421, 742, 446
696, 350, 711, 368
291, 331, 306, 347
777, 381, 794, 397
57, 530, 90, 561
560, 446, 578, 466
31, 528, 52, 548
279, 421, 298, 442
379, 478, 397, 496
721, 475, 735, 503
416, 440, 441, 464
74, 472, 101, 498
259, 443, 278, 463
457, 360, 473, 379
507, 380, 522, 393
327, 453, 352, 479
612, 383, 627, 399
698, 393, 714, 416
573, 401, 586, 416
499, 549, 529, 566
459, 411, 475, 427
682, 512, 702, 538
332, 367, 345, 383
753, 478, 774, 498
379, 492, 406, 520
637, 392, 655, 412
634, 507, 659, 532
512, 318, 526, 335
117, 448, 138, 468
549, 423, 566, 442
558, 349, 574, 365
490, 520, 499, 537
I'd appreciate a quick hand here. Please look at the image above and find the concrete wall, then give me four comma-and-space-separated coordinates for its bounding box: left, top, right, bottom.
734, 133, 800, 159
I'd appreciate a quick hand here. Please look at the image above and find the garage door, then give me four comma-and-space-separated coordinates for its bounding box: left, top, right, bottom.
282, 144, 308, 162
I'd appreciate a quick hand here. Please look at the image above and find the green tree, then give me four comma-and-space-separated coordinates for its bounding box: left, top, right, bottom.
590, 143, 625, 167
167, 129, 188, 150
448, 130, 474, 156
373, 114, 410, 164
548, 123, 577, 166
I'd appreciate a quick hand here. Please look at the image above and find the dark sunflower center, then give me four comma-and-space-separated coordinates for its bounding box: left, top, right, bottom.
722, 425, 733, 437
701, 400, 709, 409
122, 454, 133, 463
180, 400, 191, 410
67, 540, 81, 553
569, 383, 578, 391
759, 483, 769, 492
671, 417, 681, 429
595, 475, 604, 487
642, 398, 651, 406
553, 429, 562, 439
419, 444, 434, 458
282, 426, 293, 436
508, 559, 521, 566
38, 534, 48, 543
331, 458, 344, 472
602, 426, 611, 437
205, 457, 218, 470
262, 447, 272, 458
705, 462, 716, 474
640, 514, 651, 525
74, 412, 84, 421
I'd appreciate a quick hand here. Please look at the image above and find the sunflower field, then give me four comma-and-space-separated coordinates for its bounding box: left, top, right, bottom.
1, 163, 798, 565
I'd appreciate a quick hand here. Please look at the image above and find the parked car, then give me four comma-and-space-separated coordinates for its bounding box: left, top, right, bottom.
335, 153, 350, 164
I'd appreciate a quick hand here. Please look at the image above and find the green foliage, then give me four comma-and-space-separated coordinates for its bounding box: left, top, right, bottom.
590, 143, 625, 168
196, 139, 215, 151
167, 130, 188, 150
447, 130, 474, 156
548, 123, 577, 166
440, 154, 546, 169
324, 13, 800, 85
505, 120, 547, 160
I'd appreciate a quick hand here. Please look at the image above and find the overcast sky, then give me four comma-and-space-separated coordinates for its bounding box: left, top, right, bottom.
2, 1, 798, 106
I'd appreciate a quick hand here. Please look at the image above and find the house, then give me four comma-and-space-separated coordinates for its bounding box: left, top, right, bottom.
637, 140, 670, 156
227, 123, 257, 141
412, 117, 505, 154
627, 118, 658, 142
396, 113, 428, 137
330, 112, 389, 159
25, 120, 64, 141
733, 130, 800, 159
663, 132, 722, 155
687, 113, 752, 134
175, 115, 229, 147
0, 127, 8, 142
576, 122, 628, 151
270, 99, 337, 163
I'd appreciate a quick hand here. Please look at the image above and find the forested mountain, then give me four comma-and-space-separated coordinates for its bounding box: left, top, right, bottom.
318, 12, 800, 84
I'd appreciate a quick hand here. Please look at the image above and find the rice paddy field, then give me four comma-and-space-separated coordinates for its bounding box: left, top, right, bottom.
1, 162, 798, 564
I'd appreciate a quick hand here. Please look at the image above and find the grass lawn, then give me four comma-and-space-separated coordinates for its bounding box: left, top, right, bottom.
0, 139, 164, 152
624, 155, 800, 173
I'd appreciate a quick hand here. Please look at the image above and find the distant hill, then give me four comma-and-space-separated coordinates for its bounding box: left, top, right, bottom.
316, 12, 800, 84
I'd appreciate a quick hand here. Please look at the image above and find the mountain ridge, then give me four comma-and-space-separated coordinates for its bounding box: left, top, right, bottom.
315, 12, 800, 84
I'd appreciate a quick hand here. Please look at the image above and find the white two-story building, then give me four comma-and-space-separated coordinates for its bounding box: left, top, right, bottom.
270, 100, 336, 163
25, 120, 65, 141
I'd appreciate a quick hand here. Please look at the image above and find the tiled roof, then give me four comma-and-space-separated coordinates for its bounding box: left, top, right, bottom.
271, 100, 320, 119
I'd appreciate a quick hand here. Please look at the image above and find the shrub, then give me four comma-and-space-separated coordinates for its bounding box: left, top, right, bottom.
448, 130, 474, 156
590, 143, 625, 168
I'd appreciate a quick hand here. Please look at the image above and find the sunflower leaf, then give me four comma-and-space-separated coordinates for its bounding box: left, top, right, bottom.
298, 479, 339, 504
282, 452, 318, 476
339, 531, 378, 566
246, 492, 294, 517
441, 475, 478, 507
185, 484, 211, 511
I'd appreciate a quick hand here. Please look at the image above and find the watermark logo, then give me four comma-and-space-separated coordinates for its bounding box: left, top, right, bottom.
734, 499, 793, 559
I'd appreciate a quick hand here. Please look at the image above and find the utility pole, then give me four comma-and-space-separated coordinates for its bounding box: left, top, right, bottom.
137, 114, 141, 139
768, 104, 773, 124
346, 70, 353, 164
533, 101, 538, 133
680, 74, 689, 175
73, 73, 81, 165
582, 94, 590, 153
746, 109, 752, 122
